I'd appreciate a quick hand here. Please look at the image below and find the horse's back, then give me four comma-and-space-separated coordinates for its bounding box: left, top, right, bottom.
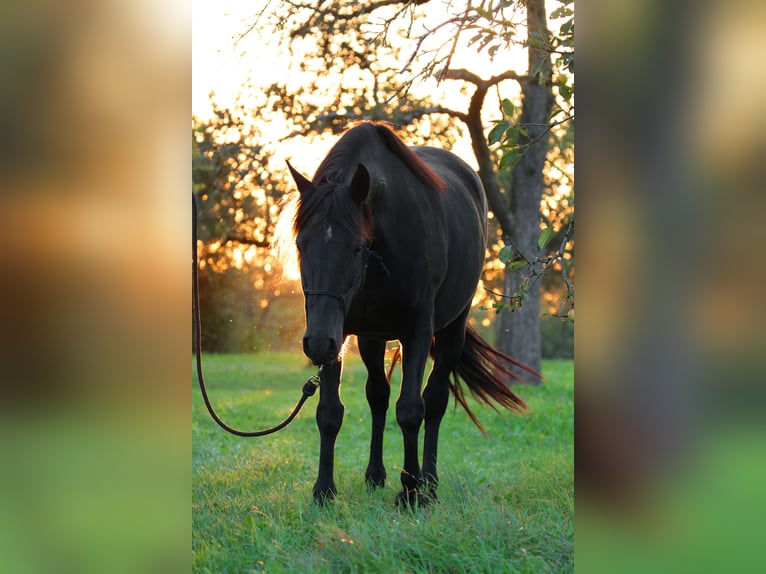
412, 147, 486, 212
412, 146, 488, 329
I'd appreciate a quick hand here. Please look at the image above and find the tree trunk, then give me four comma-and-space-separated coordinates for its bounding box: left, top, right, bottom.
495, 0, 553, 382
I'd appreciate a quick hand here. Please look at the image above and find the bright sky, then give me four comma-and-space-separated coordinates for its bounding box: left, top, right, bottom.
192, 1, 532, 168
192, 0, 261, 120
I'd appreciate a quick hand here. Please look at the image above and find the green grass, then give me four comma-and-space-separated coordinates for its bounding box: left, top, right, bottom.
193, 352, 573, 573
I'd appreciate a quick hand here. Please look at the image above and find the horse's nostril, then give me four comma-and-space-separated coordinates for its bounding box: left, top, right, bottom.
303, 336, 338, 364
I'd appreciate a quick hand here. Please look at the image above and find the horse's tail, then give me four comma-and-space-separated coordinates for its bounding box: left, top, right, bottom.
448, 324, 542, 435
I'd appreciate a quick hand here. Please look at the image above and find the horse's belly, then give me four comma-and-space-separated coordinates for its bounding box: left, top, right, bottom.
343, 300, 404, 340
433, 279, 478, 330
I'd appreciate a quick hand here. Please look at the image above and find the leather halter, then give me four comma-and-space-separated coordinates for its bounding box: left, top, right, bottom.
301, 244, 371, 310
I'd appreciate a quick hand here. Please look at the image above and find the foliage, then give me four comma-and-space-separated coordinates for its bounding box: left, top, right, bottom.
192, 352, 573, 572
486, 0, 574, 171
493, 212, 574, 318
193, 104, 304, 352
195, 264, 304, 353
193, 102, 284, 250
481, 0, 575, 320
193, 0, 574, 357
255, 41, 466, 150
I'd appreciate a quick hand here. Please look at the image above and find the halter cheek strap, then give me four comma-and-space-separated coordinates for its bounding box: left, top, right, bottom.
302, 244, 371, 309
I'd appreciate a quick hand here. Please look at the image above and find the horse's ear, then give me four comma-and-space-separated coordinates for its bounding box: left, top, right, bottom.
350, 163, 370, 204
287, 160, 312, 194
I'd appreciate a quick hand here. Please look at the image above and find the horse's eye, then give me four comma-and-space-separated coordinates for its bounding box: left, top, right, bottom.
353, 245, 362, 255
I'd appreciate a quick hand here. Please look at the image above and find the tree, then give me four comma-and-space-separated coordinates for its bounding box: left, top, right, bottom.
192, 103, 305, 352
232, 0, 574, 372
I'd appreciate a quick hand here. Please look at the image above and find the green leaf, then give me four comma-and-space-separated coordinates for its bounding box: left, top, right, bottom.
538, 227, 555, 249
466, 32, 484, 48
473, 6, 492, 20
506, 260, 526, 271
526, 31, 547, 50
488, 121, 510, 146
498, 245, 513, 263
498, 149, 522, 171
501, 98, 515, 117
478, 35, 496, 53
518, 125, 528, 137
550, 7, 573, 19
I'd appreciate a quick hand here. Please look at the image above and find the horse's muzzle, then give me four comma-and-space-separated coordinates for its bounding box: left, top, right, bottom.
303, 335, 339, 366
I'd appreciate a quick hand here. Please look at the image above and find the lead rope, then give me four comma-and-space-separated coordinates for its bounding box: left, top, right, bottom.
193, 194, 320, 437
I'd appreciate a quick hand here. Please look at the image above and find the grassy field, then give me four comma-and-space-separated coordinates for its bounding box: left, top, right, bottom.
192, 352, 573, 573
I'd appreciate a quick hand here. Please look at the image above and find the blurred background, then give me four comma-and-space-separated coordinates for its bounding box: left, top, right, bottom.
1, 0, 764, 571
576, 0, 766, 571
0, 0, 189, 571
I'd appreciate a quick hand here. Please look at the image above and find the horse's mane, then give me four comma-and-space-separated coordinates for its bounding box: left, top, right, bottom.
314, 122, 446, 193
288, 123, 446, 242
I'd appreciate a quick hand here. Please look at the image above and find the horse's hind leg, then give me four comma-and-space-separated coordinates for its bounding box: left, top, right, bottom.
358, 337, 390, 489
313, 358, 344, 504
422, 307, 469, 499
396, 309, 434, 507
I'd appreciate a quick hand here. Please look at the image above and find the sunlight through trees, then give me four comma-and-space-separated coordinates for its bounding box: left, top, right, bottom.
192, 1, 574, 361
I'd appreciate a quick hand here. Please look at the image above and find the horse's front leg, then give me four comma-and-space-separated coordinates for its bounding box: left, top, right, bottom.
358, 337, 390, 489
396, 317, 433, 507
313, 357, 344, 504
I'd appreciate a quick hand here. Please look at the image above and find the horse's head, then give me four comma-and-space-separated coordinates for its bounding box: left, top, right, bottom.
287, 161, 373, 365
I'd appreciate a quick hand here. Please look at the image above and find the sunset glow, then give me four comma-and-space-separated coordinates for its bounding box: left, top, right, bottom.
192, 0, 533, 168
193, 0, 573, 332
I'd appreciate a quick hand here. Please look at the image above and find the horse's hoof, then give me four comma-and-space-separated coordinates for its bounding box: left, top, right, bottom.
312, 484, 337, 506
313, 492, 335, 506
395, 489, 432, 509
424, 480, 439, 501
366, 478, 386, 491
365, 471, 386, 490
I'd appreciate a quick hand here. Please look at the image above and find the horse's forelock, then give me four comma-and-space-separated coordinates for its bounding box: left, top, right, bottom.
293, 182, 372, 244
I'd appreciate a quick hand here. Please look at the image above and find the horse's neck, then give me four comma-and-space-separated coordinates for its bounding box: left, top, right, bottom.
375, 188, 438, 261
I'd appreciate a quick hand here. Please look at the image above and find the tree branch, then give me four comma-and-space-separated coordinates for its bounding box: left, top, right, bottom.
224, 234, 271, 248
398, 15, 465, 75
395, 106, 468, 124
518, 113, 574, 152
442, 68, 529, 88
289, 0, 416, 40
488, 69, 530, 86
442, 68, 484, 86
437, 2, 471, 81
485, 213, 574, 310
308, 105, 467, 134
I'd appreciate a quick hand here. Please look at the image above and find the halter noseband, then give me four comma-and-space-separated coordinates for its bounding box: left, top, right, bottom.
301, 243, 371, 310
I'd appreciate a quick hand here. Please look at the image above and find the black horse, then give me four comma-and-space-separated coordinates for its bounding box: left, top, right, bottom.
283, 122, 537, 506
